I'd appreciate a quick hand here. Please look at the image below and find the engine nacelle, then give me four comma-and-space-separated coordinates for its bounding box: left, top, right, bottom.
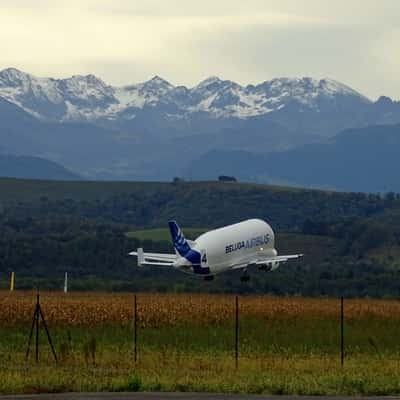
270, 261, 280, 271
258, 261, 280, 272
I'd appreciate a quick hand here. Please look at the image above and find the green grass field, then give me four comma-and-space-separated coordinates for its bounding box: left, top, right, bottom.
126, 228, 208, 241
1, 292, 400, 395
1, 320, 400, 395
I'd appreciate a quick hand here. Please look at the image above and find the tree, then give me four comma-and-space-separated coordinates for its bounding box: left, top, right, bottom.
218, 175, 237, 182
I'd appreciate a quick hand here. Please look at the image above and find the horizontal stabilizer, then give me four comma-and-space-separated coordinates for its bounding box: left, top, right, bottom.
129, 249, 176, 267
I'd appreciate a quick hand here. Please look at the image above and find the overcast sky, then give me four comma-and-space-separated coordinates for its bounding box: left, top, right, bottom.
0, 0, 399, 100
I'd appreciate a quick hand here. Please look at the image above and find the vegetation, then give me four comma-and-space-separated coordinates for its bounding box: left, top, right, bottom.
1, 178, 400, 295
1, 292, 400, 395
126, 228, 207, 242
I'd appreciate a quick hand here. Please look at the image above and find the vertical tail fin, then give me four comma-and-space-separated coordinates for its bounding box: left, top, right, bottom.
137, 247, 145, 267
168, 220, 191, 257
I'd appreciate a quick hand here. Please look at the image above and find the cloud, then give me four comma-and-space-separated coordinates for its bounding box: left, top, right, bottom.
370, 28, 400, 96
0, 0, 399, 99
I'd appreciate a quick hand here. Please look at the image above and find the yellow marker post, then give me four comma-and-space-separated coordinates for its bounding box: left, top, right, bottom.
10, 271, 15, 292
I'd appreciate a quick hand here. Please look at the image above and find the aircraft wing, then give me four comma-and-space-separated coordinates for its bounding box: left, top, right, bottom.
231, 254, 303, 270
129, 248, 177, 267
257, 254, 304, 264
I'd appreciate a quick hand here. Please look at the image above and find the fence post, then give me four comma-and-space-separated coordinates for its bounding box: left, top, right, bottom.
35, 294, 40, 363
134, 294, 137, 363
64, 272, 68, 294
340, 296, 344, 366
10, 271, 15, 292
235, 295, 239, 369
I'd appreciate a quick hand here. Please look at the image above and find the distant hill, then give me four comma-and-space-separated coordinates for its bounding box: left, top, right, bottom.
0, 154, 81, 180
0, 177, 400, 296
0, 178, 390, 230
185, 124, 400, 193
0, 97, 131, 180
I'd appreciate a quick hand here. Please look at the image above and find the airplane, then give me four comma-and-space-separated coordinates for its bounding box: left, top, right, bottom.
129, 219, 303, 282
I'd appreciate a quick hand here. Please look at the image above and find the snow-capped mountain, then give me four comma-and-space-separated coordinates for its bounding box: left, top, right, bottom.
0, 68, 116, 121
0, 68, 372, 124
1, 67, 400, 183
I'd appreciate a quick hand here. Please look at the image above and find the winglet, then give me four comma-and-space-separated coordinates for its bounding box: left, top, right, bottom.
168, 220, 191, 257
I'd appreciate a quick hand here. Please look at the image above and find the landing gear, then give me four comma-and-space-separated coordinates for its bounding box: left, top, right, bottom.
240, 271, 250, 282
204, 275, 214, 281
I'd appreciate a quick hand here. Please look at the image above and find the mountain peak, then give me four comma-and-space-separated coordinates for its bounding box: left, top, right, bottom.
319, 78, 370, 99
1, 67, 22, 74
150, 75, 169, 83
68, 73, 107, 85
136, 75, 174, 92
140, 75, 173, 88
0, 67, 32, 84
196, 76, 222, 88
0, 67, 26, 75
254, 76, 371, 103
376, 95, 393, 104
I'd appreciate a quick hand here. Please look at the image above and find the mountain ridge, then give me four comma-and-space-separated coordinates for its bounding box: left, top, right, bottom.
0, 153, 81, 181
184, 123, 400, 193
0, 67, 373, 124
2, 67, 400, 186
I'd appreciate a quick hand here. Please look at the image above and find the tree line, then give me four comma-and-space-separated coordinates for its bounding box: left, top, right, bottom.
0, 181, 400, 296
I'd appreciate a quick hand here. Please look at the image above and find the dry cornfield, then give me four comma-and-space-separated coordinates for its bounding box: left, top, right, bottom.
1, 291, 400, 327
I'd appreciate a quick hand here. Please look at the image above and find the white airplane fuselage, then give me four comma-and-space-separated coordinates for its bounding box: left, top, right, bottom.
130, 218, 302, 280
176, 219, 277, 276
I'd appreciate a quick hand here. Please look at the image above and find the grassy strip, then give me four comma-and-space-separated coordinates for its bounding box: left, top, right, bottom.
1, 353, 400, 395
1, 321, 400, 395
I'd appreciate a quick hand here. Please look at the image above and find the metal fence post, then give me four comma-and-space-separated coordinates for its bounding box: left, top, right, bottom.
35, 294, 40, 363
341, 296, 344, 366
134, 294, 137, 363
235, 295, 239, 369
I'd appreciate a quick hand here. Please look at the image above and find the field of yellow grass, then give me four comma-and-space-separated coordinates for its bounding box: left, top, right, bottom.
1, 291, 400, 326
1, 291, 400, 395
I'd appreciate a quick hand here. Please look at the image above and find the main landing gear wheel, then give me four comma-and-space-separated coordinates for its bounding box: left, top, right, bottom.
240, 273, 250, 282
204, 275, 214, 281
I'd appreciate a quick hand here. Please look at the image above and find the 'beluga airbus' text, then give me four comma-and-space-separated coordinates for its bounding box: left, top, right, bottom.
129, 219, 302, 281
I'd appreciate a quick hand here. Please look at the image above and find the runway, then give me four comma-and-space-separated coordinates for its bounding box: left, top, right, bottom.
1, 393, 399, 400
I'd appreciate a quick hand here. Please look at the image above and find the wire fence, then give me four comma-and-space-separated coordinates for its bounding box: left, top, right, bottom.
0, 292, 398, 371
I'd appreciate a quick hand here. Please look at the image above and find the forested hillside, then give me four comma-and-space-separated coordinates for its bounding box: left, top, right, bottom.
0, 178, 399, 296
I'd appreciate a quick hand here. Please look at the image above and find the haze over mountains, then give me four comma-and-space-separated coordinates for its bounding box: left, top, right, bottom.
0, 154, 80, 181
1, 67, 400, 191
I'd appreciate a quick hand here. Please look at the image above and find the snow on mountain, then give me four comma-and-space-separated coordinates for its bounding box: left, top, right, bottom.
252, 77, 370, 109
0, 68, 372, 123
112, 76, 175, 112
187, 77, 266, 117
0, 68, 117, 121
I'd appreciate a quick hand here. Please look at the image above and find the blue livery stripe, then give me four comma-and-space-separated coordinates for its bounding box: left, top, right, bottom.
168, 220, 210, 275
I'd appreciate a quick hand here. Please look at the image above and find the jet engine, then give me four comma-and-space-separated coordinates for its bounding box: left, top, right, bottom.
258, 261, 280, 271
